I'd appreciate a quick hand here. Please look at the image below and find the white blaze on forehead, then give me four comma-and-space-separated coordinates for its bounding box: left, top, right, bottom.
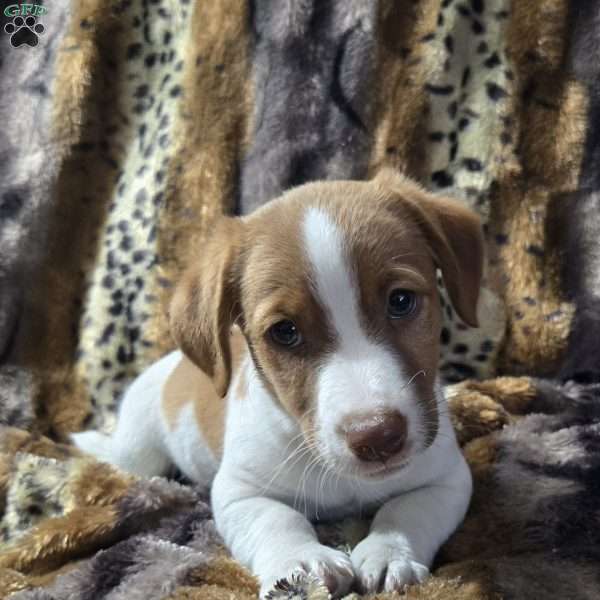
301, 206, 423, 457
302, 206, 364, 351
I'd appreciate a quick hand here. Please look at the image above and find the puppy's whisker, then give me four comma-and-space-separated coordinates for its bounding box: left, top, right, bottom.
389, 251, 431, 261
401, 369, 426, 393
301, 456, 323, 518
260, 442, 313, 495
334, 464, 343, 497
317, 453, 340, 518
295, 452, 322, 515
423, 408, 451, 418
316, 464, 328, 520
229, 309, 244, 327
259, 425, 323, 494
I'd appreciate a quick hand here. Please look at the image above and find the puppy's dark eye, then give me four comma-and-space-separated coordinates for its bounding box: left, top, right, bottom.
387, 289, 417, 319
269, 320, 301, 347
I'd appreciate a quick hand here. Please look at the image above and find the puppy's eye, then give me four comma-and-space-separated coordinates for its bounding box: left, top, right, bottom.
387, 289, 417, 319
269, 319, 301, 347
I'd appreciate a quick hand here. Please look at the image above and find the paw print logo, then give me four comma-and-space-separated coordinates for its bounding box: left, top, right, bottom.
4, 15, 45, 48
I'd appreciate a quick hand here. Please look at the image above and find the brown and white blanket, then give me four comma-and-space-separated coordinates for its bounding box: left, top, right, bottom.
1, 1, 600, 598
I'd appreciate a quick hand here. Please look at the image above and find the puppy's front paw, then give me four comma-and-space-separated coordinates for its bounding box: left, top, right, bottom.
350, 536, 429, 593
260, 544, 355, 599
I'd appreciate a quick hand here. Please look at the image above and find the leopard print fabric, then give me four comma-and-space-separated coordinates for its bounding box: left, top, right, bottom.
75, 1, 193, 432
420, 0, 511, 382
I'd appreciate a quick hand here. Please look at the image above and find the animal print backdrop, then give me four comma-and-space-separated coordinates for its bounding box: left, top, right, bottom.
1, 1, 600, 599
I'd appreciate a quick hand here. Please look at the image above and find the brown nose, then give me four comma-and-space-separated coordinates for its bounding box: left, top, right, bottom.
343, 410, 407, 463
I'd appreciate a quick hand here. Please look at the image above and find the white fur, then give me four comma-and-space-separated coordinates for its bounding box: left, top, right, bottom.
73, 351, 181, 478
163, 402, 218, 489
74, 349, 218, 489
72, 207, 473, 598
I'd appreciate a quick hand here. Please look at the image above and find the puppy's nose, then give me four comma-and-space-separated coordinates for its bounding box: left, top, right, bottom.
343, 410, 407, 463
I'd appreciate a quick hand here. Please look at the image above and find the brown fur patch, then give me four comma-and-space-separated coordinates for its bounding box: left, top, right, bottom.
69, 459, 134, 508
169, 219, 245, 398
451, 377, 537, 416
0, 561, 78, 599
370, 0, 441, 178
488, 0, 587, 374
0, 503, 121, 574
234, 361, 247, 400
163, 328, 247, 458
447, 389, 512, 447
240, 202, 335, 428
185, 556, 259, 595
163, 359, 199, 431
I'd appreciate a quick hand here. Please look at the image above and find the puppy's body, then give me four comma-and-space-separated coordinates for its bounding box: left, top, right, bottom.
90, 339, 464, 518
74, 171, 480, 597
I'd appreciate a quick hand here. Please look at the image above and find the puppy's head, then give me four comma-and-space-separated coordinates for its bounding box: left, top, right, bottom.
170, 169, 483, 479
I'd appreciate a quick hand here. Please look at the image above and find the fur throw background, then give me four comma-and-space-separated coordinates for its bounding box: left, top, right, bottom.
1, 1, 600, 598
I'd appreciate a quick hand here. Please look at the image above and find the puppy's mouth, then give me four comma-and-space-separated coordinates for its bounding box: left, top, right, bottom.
319, 435, 419, 481
319, 451, 411, 481
343, 444, 414, 481
358, 457, 410, 479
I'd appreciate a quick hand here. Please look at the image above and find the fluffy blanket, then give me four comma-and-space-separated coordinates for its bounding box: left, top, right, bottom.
2, 0, 600, 598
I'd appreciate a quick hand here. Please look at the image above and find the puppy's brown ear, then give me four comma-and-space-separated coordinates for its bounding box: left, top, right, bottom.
375, 168, 484, 327
169, 217, 244, 397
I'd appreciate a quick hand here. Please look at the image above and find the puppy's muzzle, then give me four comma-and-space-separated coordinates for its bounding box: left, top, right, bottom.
341, 410, 407, 463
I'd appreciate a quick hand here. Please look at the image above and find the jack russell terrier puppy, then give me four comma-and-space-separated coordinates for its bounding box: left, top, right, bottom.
73, 169, 482, 597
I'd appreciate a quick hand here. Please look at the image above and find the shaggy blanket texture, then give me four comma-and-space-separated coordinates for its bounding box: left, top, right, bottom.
1, 0, 600, 598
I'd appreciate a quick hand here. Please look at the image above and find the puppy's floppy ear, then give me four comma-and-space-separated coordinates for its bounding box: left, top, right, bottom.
169, 217, 244, 397
375, 168, 484, 327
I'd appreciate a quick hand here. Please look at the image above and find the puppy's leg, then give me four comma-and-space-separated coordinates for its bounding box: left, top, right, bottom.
71, 390, 170, 478
72, 352, 180, 478
71, 430, 114, 464
212, 471, 355, 599
350, 454, 472, 593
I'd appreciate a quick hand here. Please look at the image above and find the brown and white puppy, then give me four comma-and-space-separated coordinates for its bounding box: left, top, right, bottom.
73, 169, 481, 597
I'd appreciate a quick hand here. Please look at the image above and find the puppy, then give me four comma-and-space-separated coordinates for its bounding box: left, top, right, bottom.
73, 169, 481, 597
